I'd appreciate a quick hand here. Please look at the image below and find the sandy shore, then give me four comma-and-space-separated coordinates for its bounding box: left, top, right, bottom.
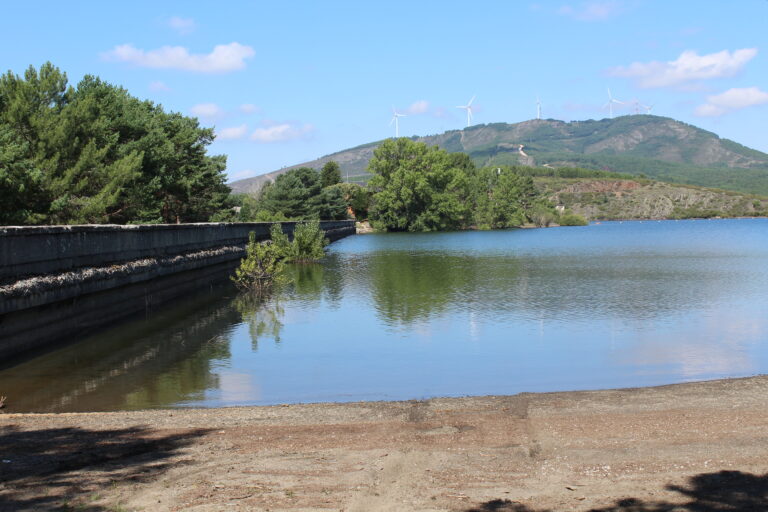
2, 376, 768, 511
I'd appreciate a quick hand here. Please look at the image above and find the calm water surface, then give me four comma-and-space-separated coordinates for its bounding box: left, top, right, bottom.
3, 218, 768, 412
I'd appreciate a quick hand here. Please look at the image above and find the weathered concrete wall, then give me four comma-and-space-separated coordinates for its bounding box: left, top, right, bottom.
0, 221, 355, 359
0, 221, 353, 283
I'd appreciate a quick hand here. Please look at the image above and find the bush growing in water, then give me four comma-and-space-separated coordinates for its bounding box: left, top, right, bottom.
232, 221, 328, 291
231, 232, 288, 293
290, 220, 327, 262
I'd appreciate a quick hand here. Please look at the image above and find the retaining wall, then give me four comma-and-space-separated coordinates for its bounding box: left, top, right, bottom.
0, 221, 355, 359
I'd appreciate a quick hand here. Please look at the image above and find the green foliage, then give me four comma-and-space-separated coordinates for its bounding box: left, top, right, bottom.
558, 213, 589, 226
267, 221, 327, 263
0, 63, 230, 225
231, 232, 288, 293
289, 220, 328, 262
320, 160, 342, 188
367, 138, 473, 231
317, 186, 349, 220
327, 182, 370, 219
257, 167, 322, 219
530, 204, 557, 227
473, 167, 541, 229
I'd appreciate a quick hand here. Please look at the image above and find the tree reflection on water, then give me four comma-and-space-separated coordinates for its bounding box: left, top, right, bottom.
232, 292, 285, 351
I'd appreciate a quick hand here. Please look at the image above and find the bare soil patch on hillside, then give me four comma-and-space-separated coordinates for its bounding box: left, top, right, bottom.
2, 376, 768, 511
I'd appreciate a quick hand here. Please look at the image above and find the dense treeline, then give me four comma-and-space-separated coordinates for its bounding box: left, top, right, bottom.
366, 138, 578, 231
0, 63, 230, 225
230, 138, 584, 230
226, 161, 370, 222
0, 63, 581, 229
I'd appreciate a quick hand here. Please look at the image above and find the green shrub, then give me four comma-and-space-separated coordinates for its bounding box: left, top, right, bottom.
558, 213, 589, 226
231, 232, 288, 293
232, 221, 329, 293
290, 220, 327, 263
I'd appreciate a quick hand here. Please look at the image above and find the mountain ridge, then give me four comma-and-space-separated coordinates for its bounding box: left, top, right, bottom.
229, 116, 768, 196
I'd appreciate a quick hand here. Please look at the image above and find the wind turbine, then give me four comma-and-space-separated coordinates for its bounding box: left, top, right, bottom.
456, 95, 476, 127
603, 88, 624, 118
642, 103, 654, 114
536, 95, 542, 120
390, 107, 406, 138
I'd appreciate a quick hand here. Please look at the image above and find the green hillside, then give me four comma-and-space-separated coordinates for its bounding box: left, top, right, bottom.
229, 116, 768, 196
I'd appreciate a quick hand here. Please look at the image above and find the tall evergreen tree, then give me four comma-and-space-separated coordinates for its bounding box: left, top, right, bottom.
320, 160, 342, 188
0, 63, 230, 225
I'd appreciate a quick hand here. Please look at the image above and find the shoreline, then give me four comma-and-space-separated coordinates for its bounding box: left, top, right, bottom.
3, 375, 768, 510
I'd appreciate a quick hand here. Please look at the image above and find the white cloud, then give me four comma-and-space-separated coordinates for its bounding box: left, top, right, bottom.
250, 122, 314, 143
558, 1, 623, 21
168, 16, 196, 35
190, 103, 223, 118
695, 87, 768, 117
149, 81, 171, 92
609, 48, 757, 89
406, 100, 429, 115
102, 42, 255, 73
217, 124, 248, 140
239, 103, 261, 114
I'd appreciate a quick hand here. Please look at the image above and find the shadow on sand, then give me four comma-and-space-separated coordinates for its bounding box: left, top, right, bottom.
465, 470, 768, 511
0, 424, 210, 511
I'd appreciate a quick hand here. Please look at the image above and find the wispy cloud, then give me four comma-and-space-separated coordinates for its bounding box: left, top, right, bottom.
149, 80, 171, 92
405, 100, 429, 115
102, 42, 255, 73
558, 1, 623, 21
250, 122, 314, 143
609, 48, 757, 89
695, 87, 768, 117
239, 103, 261, 114
217, 124, 248, 140
190, 103, 224, 119
168, 16, 196, 35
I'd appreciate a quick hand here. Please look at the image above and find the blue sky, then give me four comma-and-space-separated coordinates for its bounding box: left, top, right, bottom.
2, 1, 767, 182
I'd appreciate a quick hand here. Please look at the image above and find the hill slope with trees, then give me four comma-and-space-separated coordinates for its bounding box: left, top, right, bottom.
229, 116, 768, 196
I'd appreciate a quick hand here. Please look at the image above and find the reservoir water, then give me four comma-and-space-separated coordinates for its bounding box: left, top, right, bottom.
2, 218, 768, 412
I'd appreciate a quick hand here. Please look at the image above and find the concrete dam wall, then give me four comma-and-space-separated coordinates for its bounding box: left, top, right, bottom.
0, 221, 355, 359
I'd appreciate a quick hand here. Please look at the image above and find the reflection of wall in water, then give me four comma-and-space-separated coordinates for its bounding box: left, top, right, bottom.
0, 284, 241, 413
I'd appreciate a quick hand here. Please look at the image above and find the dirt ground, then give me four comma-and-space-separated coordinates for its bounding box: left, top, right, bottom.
2, 376, 768, 512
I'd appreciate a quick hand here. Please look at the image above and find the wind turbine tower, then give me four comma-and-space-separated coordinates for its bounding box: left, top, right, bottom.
456, 95, 476, 127
536, 95, 542, 120
604, 88, 624, 118
390, 107, 406, 138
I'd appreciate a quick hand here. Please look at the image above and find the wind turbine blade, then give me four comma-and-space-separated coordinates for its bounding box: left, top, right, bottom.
607, 87, 613, 100
390, 117, 395, 125
613, 99, 625, 105
467, 95, 476, 106
456, 105, 466, 109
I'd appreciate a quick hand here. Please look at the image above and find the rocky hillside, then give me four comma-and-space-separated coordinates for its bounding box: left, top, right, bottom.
229, 116, 768, 196
539, 177, 768, 220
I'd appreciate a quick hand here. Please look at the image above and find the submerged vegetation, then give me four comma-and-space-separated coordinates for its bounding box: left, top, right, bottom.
231, 232, 288, 293
231, 221, 328, 292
